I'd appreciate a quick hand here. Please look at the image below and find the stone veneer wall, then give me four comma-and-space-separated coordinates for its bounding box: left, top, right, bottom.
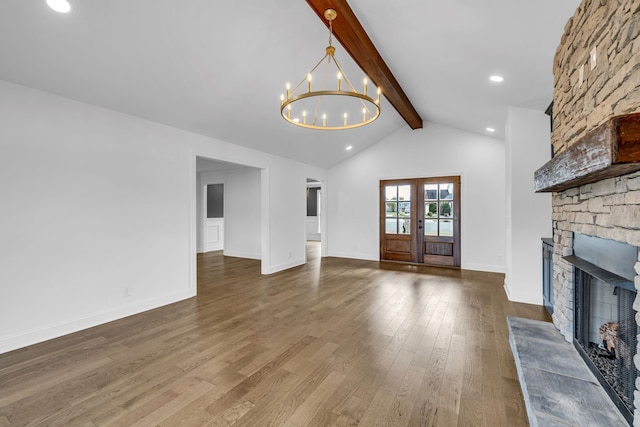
552, 0, 640, 153
550, 0, 640, 422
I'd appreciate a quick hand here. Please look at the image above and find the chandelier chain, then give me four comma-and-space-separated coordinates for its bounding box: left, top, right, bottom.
328, 17, 333, 47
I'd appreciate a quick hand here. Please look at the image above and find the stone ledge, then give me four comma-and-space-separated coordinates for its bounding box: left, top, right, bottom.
508, 316, 629, 426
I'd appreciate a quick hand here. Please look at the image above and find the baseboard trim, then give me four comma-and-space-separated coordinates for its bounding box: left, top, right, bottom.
328, 252, 378, 261
503, 279, 512, 300
223, 250, 261, 260
267, 258, 305, 274
463, 262, 505, 273
0, 289, 195, 355
503, 279, 541, 305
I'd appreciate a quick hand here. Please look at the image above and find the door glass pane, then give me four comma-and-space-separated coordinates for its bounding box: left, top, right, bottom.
425, 202, 437, 218
424, 184, 438, 200
385, 186, 397, 201
439, 201, 453, 218
440, 219, 453, 236
207, 184, 224, 218
385, 218, 397, 234
398, 201, 411, 217
423, 182, 455, 237
398, 185, 411, 201
385, 202, 397, 217
385, 184, 412, 234
424, 219, 437, 236
440, 183, 454, 200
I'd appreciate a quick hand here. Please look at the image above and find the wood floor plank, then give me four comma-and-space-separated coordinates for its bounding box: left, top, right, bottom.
282, 370, 346, 427
391, 363, 426, 427
57, 365, 187, 426
129, 378, 215, 427
458, 332, 483, 427
0, 243, 551, 426
304, 334, 392, 426
407, 345, 448, 426
433, 333, 466, 425
204, 335, 316, 416
208, 400, 255, 427
357, 348, 415, 426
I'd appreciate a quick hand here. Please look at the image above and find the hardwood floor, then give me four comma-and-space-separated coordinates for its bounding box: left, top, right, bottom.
0, 243, 551, 426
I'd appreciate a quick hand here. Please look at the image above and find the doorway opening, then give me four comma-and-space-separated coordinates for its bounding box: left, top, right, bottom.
380, 176, 461, 267
196, 156, 262, 261
305, 178, 327, 262
306, 179, 321, 242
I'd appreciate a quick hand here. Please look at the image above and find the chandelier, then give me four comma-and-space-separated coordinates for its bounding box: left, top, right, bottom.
280, 8, 381, 130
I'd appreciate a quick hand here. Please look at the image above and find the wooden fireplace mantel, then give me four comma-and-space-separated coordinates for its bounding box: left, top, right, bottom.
534, 112, 640, 193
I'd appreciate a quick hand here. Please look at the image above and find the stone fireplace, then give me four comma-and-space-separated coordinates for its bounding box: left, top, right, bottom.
533, 0, 640, 424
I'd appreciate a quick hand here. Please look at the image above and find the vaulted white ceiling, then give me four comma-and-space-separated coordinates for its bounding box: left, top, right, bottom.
0, 0, 580, 168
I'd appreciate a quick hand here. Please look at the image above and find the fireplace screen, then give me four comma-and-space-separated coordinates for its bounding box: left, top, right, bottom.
574, 268, 638, 415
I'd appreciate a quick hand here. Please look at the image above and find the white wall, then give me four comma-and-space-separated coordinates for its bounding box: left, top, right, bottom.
504, 106, 553, 304
198, 168, 262, 259
0, 80, 326, 353
327, 123, 506, 272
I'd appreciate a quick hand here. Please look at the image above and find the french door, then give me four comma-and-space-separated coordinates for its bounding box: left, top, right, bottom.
380, 176, 461, 267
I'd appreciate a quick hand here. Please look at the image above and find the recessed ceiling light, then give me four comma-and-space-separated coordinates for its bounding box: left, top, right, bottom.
489, 75, 504, 83
486, 127, 496, 132
47, 0, 71, 13
346, 146, 353, 151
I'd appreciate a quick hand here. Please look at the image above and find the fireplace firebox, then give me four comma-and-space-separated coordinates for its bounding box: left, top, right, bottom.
565, 234, 639, 425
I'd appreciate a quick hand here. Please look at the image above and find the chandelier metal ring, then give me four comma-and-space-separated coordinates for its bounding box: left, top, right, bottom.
280, 90, 380, 130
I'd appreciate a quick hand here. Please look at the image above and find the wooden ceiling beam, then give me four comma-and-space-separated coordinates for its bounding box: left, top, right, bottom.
306, 0, 423, 130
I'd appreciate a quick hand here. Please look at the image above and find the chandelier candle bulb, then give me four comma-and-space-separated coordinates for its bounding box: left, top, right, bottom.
377, 87, 381, 104
363, 78, 368, 96
337, 72, 342, 91
302, 110, 307, 125
308, 74, 312, 92
323, 113, 326, 127
344, 113, 347, 126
